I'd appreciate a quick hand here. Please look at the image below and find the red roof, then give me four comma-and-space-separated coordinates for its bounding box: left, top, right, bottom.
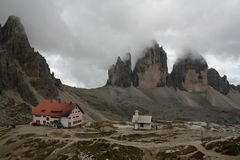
32, 102, 84, 117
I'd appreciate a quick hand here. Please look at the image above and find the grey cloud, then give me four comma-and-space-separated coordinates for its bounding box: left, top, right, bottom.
1, 0, 240, 88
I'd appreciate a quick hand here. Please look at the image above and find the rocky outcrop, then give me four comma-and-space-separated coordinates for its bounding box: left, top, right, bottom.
0, 24, 2, 45
0, 16, 61, 103
230, 85, 240, 92
0, 51, 38, 105
106, 53, 132, 87
132, 41, 168, 88
207, 68, 230, 95
170, 53, 208, 92
1, 16, 30, 51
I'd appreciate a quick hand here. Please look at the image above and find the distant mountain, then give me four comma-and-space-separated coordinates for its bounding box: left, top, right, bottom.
1, 15, 240, 125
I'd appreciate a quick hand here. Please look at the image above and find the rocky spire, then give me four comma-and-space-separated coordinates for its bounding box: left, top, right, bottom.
207, 68, 230, 95
106, 53, 132, 87
170, 52, 208, 92
132, 41, 168, 88
1, 16, 30, 49
0, 16, 61, 104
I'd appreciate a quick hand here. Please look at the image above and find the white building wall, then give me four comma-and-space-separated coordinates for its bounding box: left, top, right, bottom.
133, 123, 151, 130
33, 115, 43, 124
32, 107, 83, 128
134, 123, 138, 130
33, 115, 59, 125
68, 107, 83, 127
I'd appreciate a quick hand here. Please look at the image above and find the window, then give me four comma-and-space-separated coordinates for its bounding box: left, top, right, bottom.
46, 117, 49, 121
140, 123, 144, 127
43, 121, 46, 124
68, 117, 71, 119
73, 120, 82, 124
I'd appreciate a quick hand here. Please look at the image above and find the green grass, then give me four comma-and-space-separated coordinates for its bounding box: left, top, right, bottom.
157, 145, 198, 160
17, 133, 36, 140
204, 136, 240, 156
4, 138, 17, 145
75, 131, 116, 139
201, 136, 222, 146
56, 154, 69, 160
72, 139, 144, 160
21, 138, 67, 160
0, 128, 11, 137
112, 133, 165, 142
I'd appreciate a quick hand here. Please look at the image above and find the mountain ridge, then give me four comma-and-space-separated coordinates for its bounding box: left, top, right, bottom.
1, 15, 240, 125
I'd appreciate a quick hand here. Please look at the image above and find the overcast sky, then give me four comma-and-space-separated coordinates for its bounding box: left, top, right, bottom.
0, 0, 240, 88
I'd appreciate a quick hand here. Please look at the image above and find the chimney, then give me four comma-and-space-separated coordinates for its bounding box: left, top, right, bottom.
135, 110, 139, 117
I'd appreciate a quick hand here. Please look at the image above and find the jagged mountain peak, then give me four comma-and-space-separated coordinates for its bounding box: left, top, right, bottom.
132, 41, 168, 88
170, 51, 208, 92
174, 52, 208, 71
106, 41, 240, 95
0, 15, 61, 105
207, 68, 230, 95
1, 15, 29, 47
106, 53, 132, 87
106, 41, 168, 88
